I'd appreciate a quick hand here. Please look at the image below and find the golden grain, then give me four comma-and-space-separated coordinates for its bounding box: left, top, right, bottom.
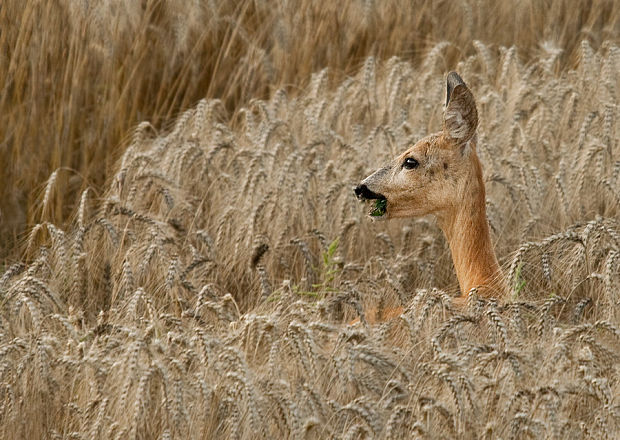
1, 1, 620, 438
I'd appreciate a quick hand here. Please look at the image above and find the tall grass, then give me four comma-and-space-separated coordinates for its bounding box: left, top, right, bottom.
1, 0, 618, 258
2, 34, 620, 440
1, 1, 619, 439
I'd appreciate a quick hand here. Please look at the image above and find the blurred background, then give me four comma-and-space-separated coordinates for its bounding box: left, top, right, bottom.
1, 0, 618, 260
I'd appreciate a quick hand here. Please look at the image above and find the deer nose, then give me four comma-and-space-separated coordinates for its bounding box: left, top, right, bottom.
354, 184, 370, 200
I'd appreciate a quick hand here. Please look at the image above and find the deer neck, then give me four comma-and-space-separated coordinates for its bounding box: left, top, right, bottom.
437, 154, 504, 297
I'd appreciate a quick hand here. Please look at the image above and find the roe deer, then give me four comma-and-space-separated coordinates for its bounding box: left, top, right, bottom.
354, 72, 506, 323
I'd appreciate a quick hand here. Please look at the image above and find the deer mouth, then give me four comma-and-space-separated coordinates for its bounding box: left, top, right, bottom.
354, 185, 388, 218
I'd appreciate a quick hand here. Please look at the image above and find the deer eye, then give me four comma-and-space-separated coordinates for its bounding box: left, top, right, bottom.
402, 157, 419, 170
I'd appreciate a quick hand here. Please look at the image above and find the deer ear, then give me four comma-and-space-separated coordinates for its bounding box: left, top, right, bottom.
443, 72, 478, 144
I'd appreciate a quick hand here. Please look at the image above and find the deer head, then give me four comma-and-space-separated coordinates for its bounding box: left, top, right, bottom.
354, 72, 481, 225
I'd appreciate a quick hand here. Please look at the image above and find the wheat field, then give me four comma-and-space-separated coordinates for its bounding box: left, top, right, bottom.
1, 1, 620, 439
1, 0, 619, 257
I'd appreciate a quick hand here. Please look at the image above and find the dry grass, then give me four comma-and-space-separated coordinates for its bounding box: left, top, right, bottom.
1, 1, 620, 439
1, 0, 619, 258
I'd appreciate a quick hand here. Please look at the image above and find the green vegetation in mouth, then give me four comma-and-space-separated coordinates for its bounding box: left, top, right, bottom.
370, 198, 387, 217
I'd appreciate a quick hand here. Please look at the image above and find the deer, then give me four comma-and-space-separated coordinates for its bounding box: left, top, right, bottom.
353, 72, 506, 324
